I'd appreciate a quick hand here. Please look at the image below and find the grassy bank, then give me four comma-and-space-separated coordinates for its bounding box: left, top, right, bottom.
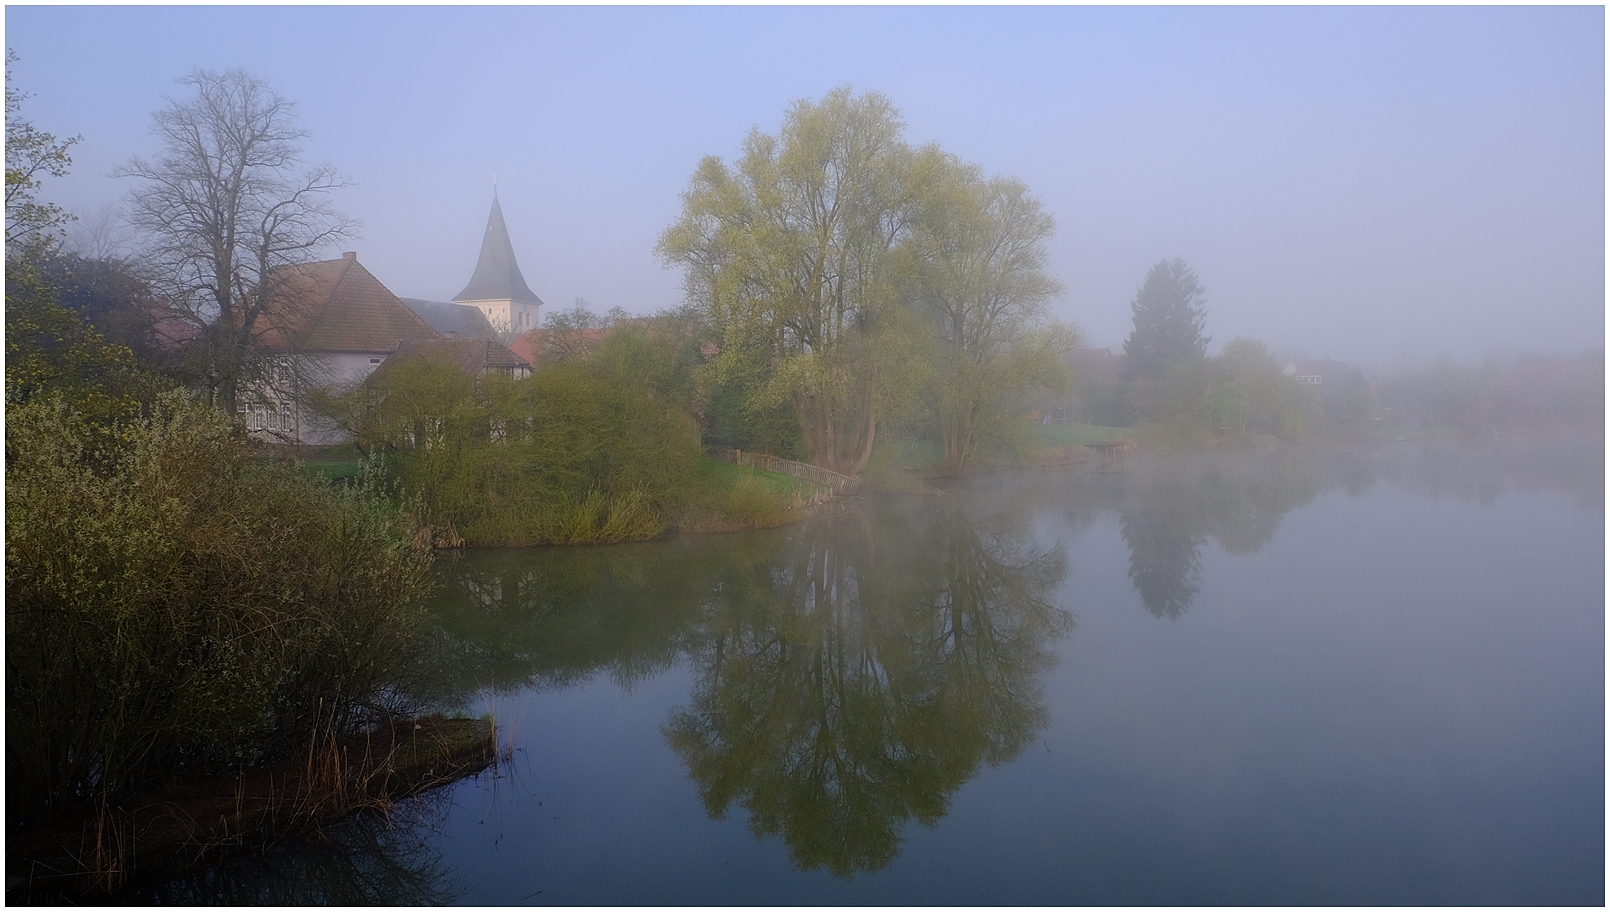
279, 444, 833, 543
285, 442, 365, 484
864, 421, 1137, 484
675, 458, 831, 533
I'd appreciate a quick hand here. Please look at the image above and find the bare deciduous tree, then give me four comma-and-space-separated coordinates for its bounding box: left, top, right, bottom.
117, 69, 356, 415
65, 202, 137, 261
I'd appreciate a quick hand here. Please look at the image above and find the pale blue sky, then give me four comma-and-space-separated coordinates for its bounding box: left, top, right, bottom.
7, 5, 1603, 368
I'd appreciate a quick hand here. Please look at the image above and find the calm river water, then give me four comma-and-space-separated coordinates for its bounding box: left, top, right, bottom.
147, 436, 1604, 905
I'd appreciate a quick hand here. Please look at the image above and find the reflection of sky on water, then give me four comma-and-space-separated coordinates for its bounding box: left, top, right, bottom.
154, 436, 1603, 904
1029, 480, 1601, 904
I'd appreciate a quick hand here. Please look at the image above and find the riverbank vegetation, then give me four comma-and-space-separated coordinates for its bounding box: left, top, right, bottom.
4, 393, 438, 894
4, 63, 463, 899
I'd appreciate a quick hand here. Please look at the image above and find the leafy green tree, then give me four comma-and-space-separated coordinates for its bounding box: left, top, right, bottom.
588, 306, 706, 418
0, 54, 149, 418
23, 248, 187, 370
698, 325, 805, 457
912, 156, 1075, 470
117, 69, 355, 416
1122, 258, 1208, 381
5, 51, 80, 253
1123, 356, 1213, 439
1202, 337, 1291, 438
4, 259, 157, 423
658, 87, 922, 475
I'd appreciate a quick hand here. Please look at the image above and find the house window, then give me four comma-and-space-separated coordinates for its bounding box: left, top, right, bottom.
370, 357, 382, 365
416, 416, 444, 450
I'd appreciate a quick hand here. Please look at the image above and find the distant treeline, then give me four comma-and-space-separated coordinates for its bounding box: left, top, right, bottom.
1376, 350, 1604, 433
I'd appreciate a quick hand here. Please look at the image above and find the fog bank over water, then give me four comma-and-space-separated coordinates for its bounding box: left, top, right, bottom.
6, 5, 1602, 366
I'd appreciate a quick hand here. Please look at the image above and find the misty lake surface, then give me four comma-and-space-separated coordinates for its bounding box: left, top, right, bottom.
150, 435, 1604, 905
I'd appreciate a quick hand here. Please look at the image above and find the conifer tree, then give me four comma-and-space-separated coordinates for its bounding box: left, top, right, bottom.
1122, 258, 1208, 379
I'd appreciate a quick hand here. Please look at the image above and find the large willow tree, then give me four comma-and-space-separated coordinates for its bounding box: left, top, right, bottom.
912, 156, 1074, 471
658, 88, 921, 475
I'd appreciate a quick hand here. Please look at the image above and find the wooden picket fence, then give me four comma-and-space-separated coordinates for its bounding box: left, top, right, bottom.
705, 447, 862, 498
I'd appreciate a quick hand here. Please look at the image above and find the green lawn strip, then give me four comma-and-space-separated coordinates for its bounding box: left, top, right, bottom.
260, 444, 366, 484
690, 457, 821, 500
1034, 422, 1135, 447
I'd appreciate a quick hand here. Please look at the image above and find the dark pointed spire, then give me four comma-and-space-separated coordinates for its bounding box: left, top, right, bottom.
453, 197, 542, 305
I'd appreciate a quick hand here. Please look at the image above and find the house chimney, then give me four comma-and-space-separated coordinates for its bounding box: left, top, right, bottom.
342, 251, 357, 261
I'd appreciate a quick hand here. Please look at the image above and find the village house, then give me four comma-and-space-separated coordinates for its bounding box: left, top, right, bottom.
243, 197, 543, 444
243, 252, 440, 443
1283, 357, 1375, 428
1283, 358, 1362, 396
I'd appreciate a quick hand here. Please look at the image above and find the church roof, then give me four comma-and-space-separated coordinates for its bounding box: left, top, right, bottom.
453, 197, 544, 306
399, 297, 500, 338
256, 253, 439, 353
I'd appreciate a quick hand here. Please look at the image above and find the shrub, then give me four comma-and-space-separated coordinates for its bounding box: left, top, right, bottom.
5, 392, 432, 827
344, 356, 704, 546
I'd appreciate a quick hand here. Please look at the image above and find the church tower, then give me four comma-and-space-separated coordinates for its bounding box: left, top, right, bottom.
453, 196, 544, 335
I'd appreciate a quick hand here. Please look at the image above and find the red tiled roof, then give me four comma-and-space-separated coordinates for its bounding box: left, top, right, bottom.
507, 328, 540, 366
147, 299, 201, 351
254, 254, 439, 353
509, 326, 613, 365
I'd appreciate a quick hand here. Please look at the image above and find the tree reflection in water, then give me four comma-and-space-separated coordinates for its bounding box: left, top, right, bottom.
665, 495, 1071, 877
1045, 448, 1341, 620
121, 793, 461, 905
122, 437, 1597, 899
1051, 437, 1600, 622
1120, 502, 1202, 621
413, 536, 778, 704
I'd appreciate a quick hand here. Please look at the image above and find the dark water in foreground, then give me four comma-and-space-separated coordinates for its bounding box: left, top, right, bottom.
147, 436, 1604, 905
